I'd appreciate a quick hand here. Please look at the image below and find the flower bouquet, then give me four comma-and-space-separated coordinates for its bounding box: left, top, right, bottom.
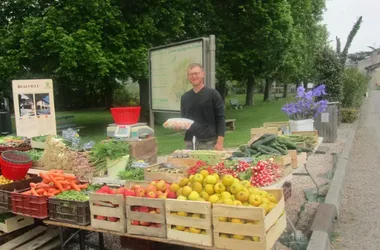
282, 85, 328, 132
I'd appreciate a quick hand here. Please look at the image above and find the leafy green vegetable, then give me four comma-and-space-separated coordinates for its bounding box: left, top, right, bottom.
118, 168, 144, 180
54, 190, 89, 202
0, 213, 16, 223
26, 149, 44, 161
32, 135, 47, 142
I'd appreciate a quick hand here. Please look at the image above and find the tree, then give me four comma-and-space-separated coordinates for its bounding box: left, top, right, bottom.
338, 16, 363, 66
315, 47, 344, 102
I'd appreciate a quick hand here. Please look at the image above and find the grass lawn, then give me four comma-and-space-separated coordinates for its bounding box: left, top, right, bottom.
11, 94, 293, 155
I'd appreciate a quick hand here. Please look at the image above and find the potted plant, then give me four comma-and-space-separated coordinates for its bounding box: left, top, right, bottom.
282, 85, 328, 132
89, 139, 131, 178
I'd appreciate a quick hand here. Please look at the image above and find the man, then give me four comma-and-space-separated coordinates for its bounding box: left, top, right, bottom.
180, 63, 225, 150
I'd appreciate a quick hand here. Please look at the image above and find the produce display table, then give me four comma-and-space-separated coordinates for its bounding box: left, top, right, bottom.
43, 220, 264, 250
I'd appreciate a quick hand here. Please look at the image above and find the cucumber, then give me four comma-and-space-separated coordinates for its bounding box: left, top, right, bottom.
259, 145, 281, 154
297, 147, 313, 153
256, 146, 272, 155
232, 151, 248, 157
271, 145, 288, 155
276, 138, 297, 149
252, 134, 277, 147
248, 148, 259, 155
239, 145, 250, 154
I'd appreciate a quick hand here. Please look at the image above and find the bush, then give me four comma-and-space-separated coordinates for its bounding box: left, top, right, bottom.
113, 84, 139, 107
341, 108, 358, 123
342, 68, 369, 108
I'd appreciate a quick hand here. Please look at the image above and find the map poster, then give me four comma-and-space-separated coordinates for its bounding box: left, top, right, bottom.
150, 39, 205, 111
12, 79, 57, 138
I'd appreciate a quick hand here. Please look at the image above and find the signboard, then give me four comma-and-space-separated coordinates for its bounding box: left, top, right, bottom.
149, 38, 206, 111
12, 79, 57, 137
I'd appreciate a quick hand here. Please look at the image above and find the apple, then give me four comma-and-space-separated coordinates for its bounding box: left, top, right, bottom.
145, 184, 157, 193
131, 220, 140, 225
139, 206, 149, 213
132, 185, 141, 193
149, 210, 157, 214
165, 183, 171, 191
135, 187, 145, 197
158, 194, 167, 199
99, 185, 110, 193
116, 187, 125, 194
96, 215, 107, 220
149, 223, 157, 228
156, 208, 161, 214
132, 206, 139, 211
108, 217, 119, 222
157, 191, 163, 196
124, 189, 135, 197
156, 180, 167, 192
155, 223, 162, 228
167, 191, 177, 199
140, 221, 151, 226
108, 189, 116, 195
150, 181, 157, 187
146, 191, 157, 198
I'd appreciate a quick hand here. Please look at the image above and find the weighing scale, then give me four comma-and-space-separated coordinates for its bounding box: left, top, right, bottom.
106, 123, 154, 141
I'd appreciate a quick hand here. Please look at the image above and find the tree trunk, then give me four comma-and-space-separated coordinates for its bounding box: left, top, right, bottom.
283, 83, 288, 98
263, 78, 272, 102
245, 74, 255, 106
103, 77, 113, 109
303, 80, 308, 89
138, 78, 150, 123
216, 79, 226, 101
296, 79, 301, 89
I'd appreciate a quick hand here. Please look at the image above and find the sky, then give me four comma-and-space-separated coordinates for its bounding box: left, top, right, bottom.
323, 0, 380, 53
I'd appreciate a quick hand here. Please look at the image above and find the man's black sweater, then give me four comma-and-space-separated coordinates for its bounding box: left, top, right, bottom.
180, 87, 225, 142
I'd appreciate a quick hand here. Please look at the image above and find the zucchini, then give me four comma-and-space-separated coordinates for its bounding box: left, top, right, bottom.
232, 151, 248, 157
248, 148, 259, 155
256, 146, 272, 155
297, 147, 313, 153
271, 145, 288, 155
239, 145, 250, 154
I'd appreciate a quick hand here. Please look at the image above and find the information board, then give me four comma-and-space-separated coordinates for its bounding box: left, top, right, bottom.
12, 79, 57, 137
149, 39, 205, 111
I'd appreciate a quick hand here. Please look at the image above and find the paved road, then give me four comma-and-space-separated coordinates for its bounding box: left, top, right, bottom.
333, 90, 380, 249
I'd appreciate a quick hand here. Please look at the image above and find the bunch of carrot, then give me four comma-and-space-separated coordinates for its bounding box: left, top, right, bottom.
21, 169, 88, 197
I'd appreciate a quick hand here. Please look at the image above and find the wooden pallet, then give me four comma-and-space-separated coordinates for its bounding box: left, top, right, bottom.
0, 226, 60, 250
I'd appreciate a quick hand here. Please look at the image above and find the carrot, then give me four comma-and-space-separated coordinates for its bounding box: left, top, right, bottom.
31, 188, 39, 196
51, 173, 76, 180
43, 191, 48, 196
30, 182, 37, 188
36, 189, 45, 194
48, 174, 64, 192
47, 193, 54, 197
69, 180, 81, 192
48, 188, 58, 193
52, 190, 61, 195
36, 183, 50, 189
40, 173, 51, 182
65, 185, 72, 190
22, 190, 31, 195
77, 183, 89, 189
54, 177, 65, 181
59, 181, 70, 185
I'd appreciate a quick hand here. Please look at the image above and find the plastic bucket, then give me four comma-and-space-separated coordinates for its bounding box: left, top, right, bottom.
289, 119, 314, 132
106, 155, 129, 179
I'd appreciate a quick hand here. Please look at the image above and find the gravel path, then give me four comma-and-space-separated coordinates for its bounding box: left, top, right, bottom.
332, 90, 380, 250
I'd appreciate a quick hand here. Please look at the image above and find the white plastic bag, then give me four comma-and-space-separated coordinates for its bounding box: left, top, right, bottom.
163, 118, 194, 131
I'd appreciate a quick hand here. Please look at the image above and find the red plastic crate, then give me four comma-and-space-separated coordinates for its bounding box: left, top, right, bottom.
110, 107, 141, 124
11, 192, 48, 219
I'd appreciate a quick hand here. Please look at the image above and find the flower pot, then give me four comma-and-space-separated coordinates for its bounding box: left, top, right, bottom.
289, 119, 314, 132
106, 155, 129, 179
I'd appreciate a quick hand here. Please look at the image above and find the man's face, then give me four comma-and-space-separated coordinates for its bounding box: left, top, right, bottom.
187, 66, 205, 86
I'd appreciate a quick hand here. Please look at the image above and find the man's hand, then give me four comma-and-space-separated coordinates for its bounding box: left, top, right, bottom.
214, 136, 224, 151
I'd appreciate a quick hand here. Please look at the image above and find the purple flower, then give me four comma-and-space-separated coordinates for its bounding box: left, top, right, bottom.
282, 84, 328, 120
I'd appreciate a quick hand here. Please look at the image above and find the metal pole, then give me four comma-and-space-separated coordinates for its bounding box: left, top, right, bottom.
209, 35, 216, 89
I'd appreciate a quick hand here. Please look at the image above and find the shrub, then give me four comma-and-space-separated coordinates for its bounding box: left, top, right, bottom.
342, 68, 369, 108
341, 108, 358, 123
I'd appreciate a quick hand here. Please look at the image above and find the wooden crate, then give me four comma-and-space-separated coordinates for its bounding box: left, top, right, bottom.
263, 121, 289, 129
0, 215, 34, 233
165, 200, 213, 246
288, 150, 307, 169
277, 155, 291, 168
213, 189, 285, 250
188, 150, 231, 165
291, 130, 318, 137
144, 163, 185, 183
166, 157, 199, 170
89, 193, 126, 233
250, 127, 282, 144
126, 197, 166, 238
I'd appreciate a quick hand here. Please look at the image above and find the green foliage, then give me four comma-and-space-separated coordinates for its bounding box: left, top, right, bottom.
315, 47, 344, 102
342, 68, 369, 108
90, 140, 130, 161
340, 16, 363, 66
113, 85, 139, 107
340, 108, 358, 123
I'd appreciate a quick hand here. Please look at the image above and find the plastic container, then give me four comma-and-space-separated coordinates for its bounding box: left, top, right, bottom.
110, 107, 141, 124
0, 176, 42, 212
48, 198, 91, 225
0, 151, 33, 181
106, 155, 129, 179
11, 192, 48, 219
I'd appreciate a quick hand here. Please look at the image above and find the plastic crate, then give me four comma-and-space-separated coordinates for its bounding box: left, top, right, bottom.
11, 192, 48, 219
0, 176, 41, 212
48, 198, 91, 226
